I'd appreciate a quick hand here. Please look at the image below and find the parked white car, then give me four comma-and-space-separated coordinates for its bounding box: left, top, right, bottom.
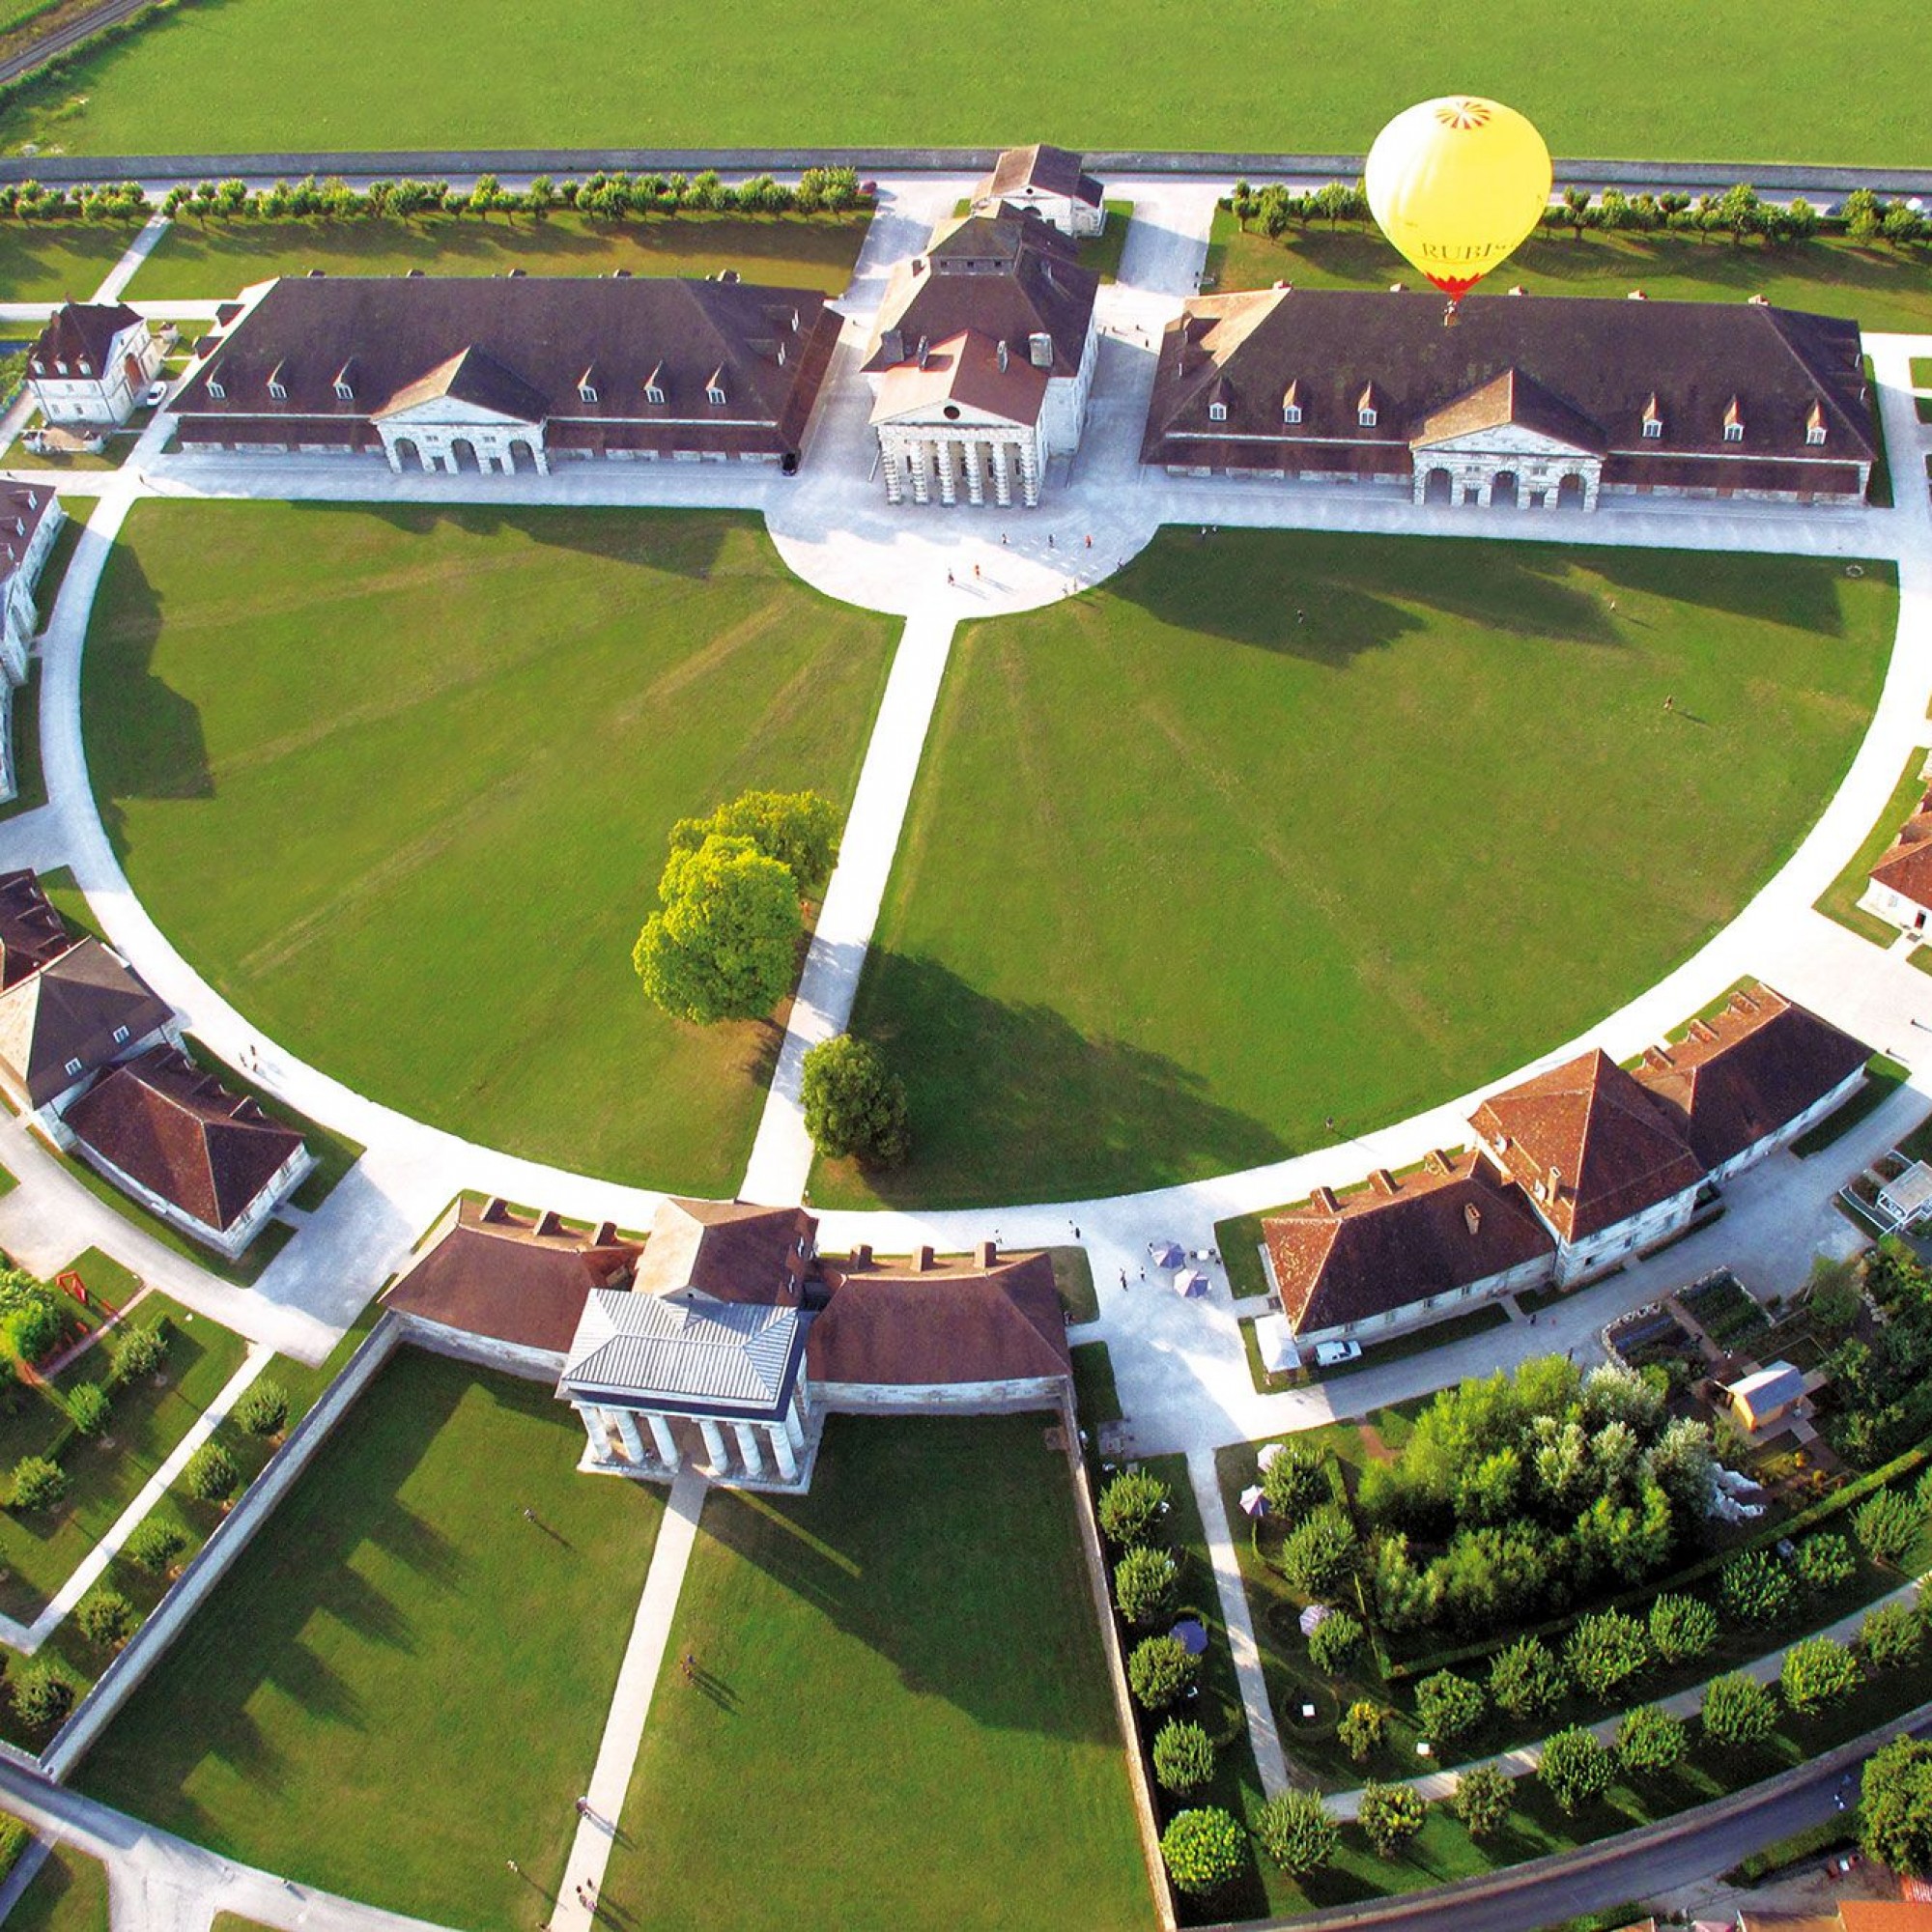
141, 381, 169, 409
1313, 1340, 1362, 1367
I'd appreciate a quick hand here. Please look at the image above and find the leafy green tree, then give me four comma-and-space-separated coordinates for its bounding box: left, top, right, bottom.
1490, 1636, 1567, 1719
1151, 1718, 1214, 1796
1794, 1532, 1855, 1594
110, 1319, 169, 1385
0, 1267, 66, 1364
1114, 1545, 1179, 1627
1097, 1467, 1170, 1548
1780, 1634, 1861, 1717
1357, 1781, 1427, 1856
1371, 1532, 1442, 1632
1257, 1788, 1338, 1873
74, 1587, 136, 1649
1717, 183, 1763, 243
1582, 1363, 1666, 1435
634, 833, 802, 1025
1453, 1446, 1521, 1525
1719, 1549, 1796, 1625
9, 1456, 65, 1513
236, 1378, 290, 1437
1782, 196, 1820, 242
184, 1441, 240, 1504
1538, 1727, 1613, 1813
1648, 1592, 1719, 1663
1160, 1807, 1245, 1896
11, 1664, 72, 1731
1414, 1669, 1486, 1743
669, 788, 841, 889
1261, 1440, 1328, 1521
1701, 1670, 1777, 1749
1863, 1735, 1932, 1876
799, 1036, 910, 1168
66, 1383, 109, 1436
1337, 1699, 1386, 1763
1615, 1703, 1687, 1776
1845, 188, 1884, 244
1307, 1608, 1364, 1677
1856, 1489, 1924, 1567
1564, 1611, 1651, 1700
1126, 1634, 1197, 1711
1278, 1503, 1357, 1597
1448, 1763, 1513, 1840
123, 1518, 187, 1577
1884, 204, 1925, 247
1858, 1600, 1925, 1672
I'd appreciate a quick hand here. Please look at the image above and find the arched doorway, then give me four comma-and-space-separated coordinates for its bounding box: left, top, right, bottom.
1490, 470, 1520, 509
508, 439, 541, 474
449, 438, 480, 473
1423, 467, 1453, 505
1556, 472, 1587, 509
391, 437, 421, 471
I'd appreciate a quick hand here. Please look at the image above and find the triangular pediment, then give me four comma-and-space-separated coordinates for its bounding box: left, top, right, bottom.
1416, 421, 1601, 459
872, 395, 1034, 431
375, 393, 543, 429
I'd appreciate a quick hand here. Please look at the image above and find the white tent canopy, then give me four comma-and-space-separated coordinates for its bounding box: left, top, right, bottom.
1254, 1313, 1298, 1375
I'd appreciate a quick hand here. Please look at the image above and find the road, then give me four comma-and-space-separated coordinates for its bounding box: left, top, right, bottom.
0, 0, 158, 89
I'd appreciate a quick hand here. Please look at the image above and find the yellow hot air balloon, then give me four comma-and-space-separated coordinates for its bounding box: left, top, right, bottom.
1365, 97, 1551, 315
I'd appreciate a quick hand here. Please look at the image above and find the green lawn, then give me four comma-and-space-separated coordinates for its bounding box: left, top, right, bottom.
1205, 215, 1932, 334
1072, 1339, 1122, 1429
79, 1349, 667, 1932
828, 531, 1893, 1208
1, 0, 1927, 162
125, 209, 870, 299
601, 1414, 1151, 1932
0, 224, 132, 303
1815, 745, 1929, 945
0, 1293, 245, 1617
3, 1843, 107, 1932
82, 503, 899, 1194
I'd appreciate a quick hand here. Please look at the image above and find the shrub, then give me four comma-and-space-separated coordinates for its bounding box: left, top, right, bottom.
1539, 1726, 1614, 1813
1278, 1503, 1358, 1597
1702, 1669, 1777, 1748
1257, 1789, 1339, 1874
1151, 1718, 1214, 1796
1097, 1468, 1169, 1548
799, 1036, 911, 1168
74, 1587, 136, 1649
123, 1517, 187, 1577
1856, 1489, 1924, 1568
1648, 1592, 1719, 1663
183, 1441, 240, 1503
1564, 1610, 1651, 1700
1780, 1634, 1861, 1717
1863, 1734, 1932, 1877
1261, 1441, 1328, 1521
1357, 1781, 1427, 1857
1114, 1545, 1179, 1627
1160, 1807, 1245, 1897
66, 1381, 109, 1436
1449, 1764, 1513, 1840
1719, 1549, 1796, 1626
1859, 1599, 1925, 1671
1490, 1635, 1567, 1719
0, 1267, 65, 1364
235, 1378, 290, 1437
1794, 1532, 1856, 1594
1615, 1703, 1687, 1776
9, 1455, 65, 1512
1414, 1669, 1486, 1743
1307, 1608, 1364, 1677
11, 1663, 72, 1731
1126, 1634, 1197, 1712
1337, 1699, 1386, 1763
110, 1320, 169, 1384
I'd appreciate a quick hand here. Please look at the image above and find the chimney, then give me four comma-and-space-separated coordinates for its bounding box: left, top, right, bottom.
481, 1196, 510, 1224
1642, 1045, 1674, 1071
853, 1243, 873, 1267
1310, 1184, 1340, 1214
535, 1209, 566, 1238
1029, 331, 1053, 368
1463, 1202, 1483, 1237
977, 1239, 998, 1267
916, 1244, 935, 1272
1546, 1165, 1563, 1201
879, 327, 905, 364
1368, 1168, 1397, 1197
592, 1219, 618, 1246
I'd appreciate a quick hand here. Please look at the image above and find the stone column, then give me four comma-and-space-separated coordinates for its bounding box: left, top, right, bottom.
882, 435, 904, 504
645, 1412, 680, 1468
1018, 440, 1040, 508
990, 441, 1012, 509
768, 1423, 798, 1481
576, 1405, 611, 1463
612, 1407, 646, 1464
731, 1421, 767, 1477
697, 1415, 731, 1473
783, 1394, 806, 1450
937, 438, 957, 506
909, 440, 931, 505
965, 439, 985, 505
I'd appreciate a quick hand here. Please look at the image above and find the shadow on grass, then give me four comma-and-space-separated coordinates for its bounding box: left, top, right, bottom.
846, 951, 1288, 1208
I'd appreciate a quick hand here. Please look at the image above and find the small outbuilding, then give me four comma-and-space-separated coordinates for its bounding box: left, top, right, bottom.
1724, 1360, 1807, 1433
1877, 1160, 1932, 1233
1253, 1312, 1297, 1375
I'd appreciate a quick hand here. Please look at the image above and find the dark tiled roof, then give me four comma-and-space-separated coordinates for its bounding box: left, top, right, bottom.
1264, 1152, 1554, 1335
0, 869, 73, 991
0, 484, 58, 582
871, 328, 1051, 429
926, 207, 1078, 270
634, 1196, 815, 1308
1635, 985, 1870, 1172
29, 302, 143, 380
0, 936, 173, 1106
176, 275, 832, 435
1869, 790, 1932, 910
1142, 290, 1875, 469
807, 1250, 1071, 1386
376, 345, 550, 424
383, 1198, 641, 1354
1469, 1048, 1705, 1243
1413, 366, 1607, 453
977, 144, 1103, 210
64, 1043, 303, 1236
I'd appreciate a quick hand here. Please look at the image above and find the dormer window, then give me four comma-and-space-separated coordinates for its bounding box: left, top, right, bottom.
267, 360, 289, 403
706, 368, 727, 407
63, 1057, 82, 1078
54, 360, 67, 376
1282, 380, 1302, 425
112, 1025, 129, 1044
643, 361, 666, 406
207, 376, 225, 399
579, 379, 598, 404
332, 360, 356, 402
1208, 400, 1228, 422
1722, 396, 1744, 442
1357, 383, 1379, 428
1805, 400, 1827, 446
1641, 392, 1662, 439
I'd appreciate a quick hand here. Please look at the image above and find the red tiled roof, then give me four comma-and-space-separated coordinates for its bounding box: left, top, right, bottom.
807, 1251, 1070, 1386
1469, 1048, 1703, 1243
1870, 795, 1932, 912
0, 935, 174, 1106
0, 869, 73, 991
29, 302, 143, 381
634, 1197, 815, 1308
1635, 985, 1870, 1172
383, 1198, 641, 1354
975, 144, 1103, 210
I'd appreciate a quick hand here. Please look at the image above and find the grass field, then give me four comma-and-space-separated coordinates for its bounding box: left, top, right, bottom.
124, 209, 870, 299
825, 531, 1893, 1208
0, 224, 130, 303
4, 1843, 107, 1932
1815, 745, 1929, 945
600, 1414, 1151, 1932
79, 1350, 666, 1932
0, 0, 1925, 162
82, 503, 899, 1195
1206, 215, 1932, 334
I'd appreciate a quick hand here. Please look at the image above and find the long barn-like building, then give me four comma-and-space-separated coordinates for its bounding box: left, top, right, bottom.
1142, 289, 1877, 509
170, 272, 840, 474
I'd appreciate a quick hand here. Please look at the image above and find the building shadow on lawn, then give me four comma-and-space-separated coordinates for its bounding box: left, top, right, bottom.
1586, 547, 1874, 635
846, 952, 1288, 1208
345, 500, 749, 580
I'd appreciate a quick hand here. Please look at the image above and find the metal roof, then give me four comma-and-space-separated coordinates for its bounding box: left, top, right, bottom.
557, 1289, 802, 1418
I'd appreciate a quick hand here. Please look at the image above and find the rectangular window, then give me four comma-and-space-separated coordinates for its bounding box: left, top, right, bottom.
1806, 424, 1826, 445
1208, 401, 1227, 422
1358, 408, 1378, 427
112, 1025, 129, 1044
707, 384, 726, 406
579, 383, 598, 404
645, 384, 666, 405
1723, 422, 1743, 442
63, 1057, 82, 1077
1642, 418, 1662, 439
207, 378, 226, 399
268, 379, 287, 401
333, 380, 355, 401
1283, 405, 1302, 425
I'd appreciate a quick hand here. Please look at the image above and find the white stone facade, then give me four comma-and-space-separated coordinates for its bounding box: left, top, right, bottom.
377, 400, 548, 476
1411, 424, 1602, 511
976, 185, 1103, 238
1548, 1186, 1702, 1286
574, 1378, 811, 1490
30, 320, 161, 428
1, 494, 62, 686
67, 1135, 313, 1261
1270, 1246, 1558, 1350
1858, 873, 1932, 937
815, 1376, 1068, 1413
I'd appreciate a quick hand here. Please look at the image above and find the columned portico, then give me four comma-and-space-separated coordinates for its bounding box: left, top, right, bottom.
731, 1421, 767, 1477
697, 1415, 730, 1472
876, 421, 1044, 510
644, 1412, 679, 1468
376, 415, 549, 476
768, 1424, 798, 1480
